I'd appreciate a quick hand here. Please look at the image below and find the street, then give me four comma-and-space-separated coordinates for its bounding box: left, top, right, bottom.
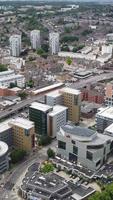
0, 140, 57, 200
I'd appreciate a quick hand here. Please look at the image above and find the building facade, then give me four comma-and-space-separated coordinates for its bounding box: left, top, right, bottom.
29, 102, 52, 135
45, 90, 63, 106
105, 82, 113, 106
60, 87, 81, 124
0, 121, 13, 147
57, 124, 113, 171
49, 32, 59, 55
0, 70, 25, 88
0, 141, 9, 173
30, 30, 40, 50
9, 118, 35, 152
9, 34, 21, 57
96, 107, 113, 133
47, 105, 68, 138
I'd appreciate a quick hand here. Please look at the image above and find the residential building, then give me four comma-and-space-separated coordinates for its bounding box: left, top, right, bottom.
106, 33, 113, 43
81, 84, 104, 104
0, 141, 9, 173
9, 118, 35, 152
105, 82, 113, 106
96, 107, 113, 133
0, 74, 25, 88
57, 124, 113, 171
45, 90, 63, 106
49, 32, 59, 55
101, 44, 113, 55
0, 70, 25, 88
60, 87, 81, 124
30, 30, 40, 50
47, 105, 68, 138
9, 34, 21, 57
29, 102, 52, 135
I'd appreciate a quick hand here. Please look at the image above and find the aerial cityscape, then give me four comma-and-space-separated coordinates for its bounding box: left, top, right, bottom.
0, 1, 113, 200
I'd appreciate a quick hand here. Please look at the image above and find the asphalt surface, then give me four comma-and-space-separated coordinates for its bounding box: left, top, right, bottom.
0, 140, 57, 200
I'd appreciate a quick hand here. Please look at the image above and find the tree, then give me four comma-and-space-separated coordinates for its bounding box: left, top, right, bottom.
0, 64, 8, 72
61, 35, 79, 43
18, 91, 28, 100
11, 149, 26, 164
38, 136, 51, 146
42, 43, 49, 53
47, 148, 55, 159
66, 57, 72, 65
61, 45, 70, 52
27, 79, 34, 88
40, 163, 54, 174
9, 82, 17, 88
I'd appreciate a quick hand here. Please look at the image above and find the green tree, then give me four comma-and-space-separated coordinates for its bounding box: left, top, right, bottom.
66, 57, 72, 65
27, 79, 34, 88
37, 48, 45, 55
18, 91, 28, 100
11, 149, 26, 164
0, 64, 8, 72
47, 148, 55, 159
40, 163, 54, 174
38, 136, 51, 146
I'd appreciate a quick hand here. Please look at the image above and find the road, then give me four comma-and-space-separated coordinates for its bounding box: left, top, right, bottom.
68, 72, 113, 89
0, 140, 57, 200
0, 72, 113, 121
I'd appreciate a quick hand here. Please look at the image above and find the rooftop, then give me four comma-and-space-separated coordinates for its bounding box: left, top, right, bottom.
0, 120, 11, 133
46, 90, 62, 98
96, 107, 113, 119
48, 105, 68, 116
61, 124, 95, 138
0, 141, 8, 156
30, 102, 52, 112
9, 117, 34, 130
60, 87, 81, 95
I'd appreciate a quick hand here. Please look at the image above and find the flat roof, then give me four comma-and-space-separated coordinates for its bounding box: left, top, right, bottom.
30, 102, 52, 112
0, 141, 8, 156
0, 74, 24, 82
0, 120, 11, 133
32, 83, 64, 95
105, 123, 113, 133
48, 105, 68, 116
61, 124, 95, 138
45, 90, 62, 98
60, 87, 81, 95
9, 117, 34, 130
97, 107, 113, 119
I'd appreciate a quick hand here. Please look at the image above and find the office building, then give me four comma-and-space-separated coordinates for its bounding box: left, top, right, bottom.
47, 105, 68, 138
9, 34, 21, 57
29, 102, 52, 135
60, 87, 81, 124
0, 141, 9, 173
96, 107, 113, 133
20, 166, 95, 200
9, 118, 35, 152
45, 90, 63, 106
49, 32, 59, 55
57, 124, 113, 171
105, 82, 113, 106
30, 30, 40, 50
0, 120, 13, 147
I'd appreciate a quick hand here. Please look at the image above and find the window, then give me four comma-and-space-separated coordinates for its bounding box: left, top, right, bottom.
86, 151, 93, 161
58, 140, 66, 150
73, 146, 78, 155
96, 160, 101, 167
72, 140, 75, 144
